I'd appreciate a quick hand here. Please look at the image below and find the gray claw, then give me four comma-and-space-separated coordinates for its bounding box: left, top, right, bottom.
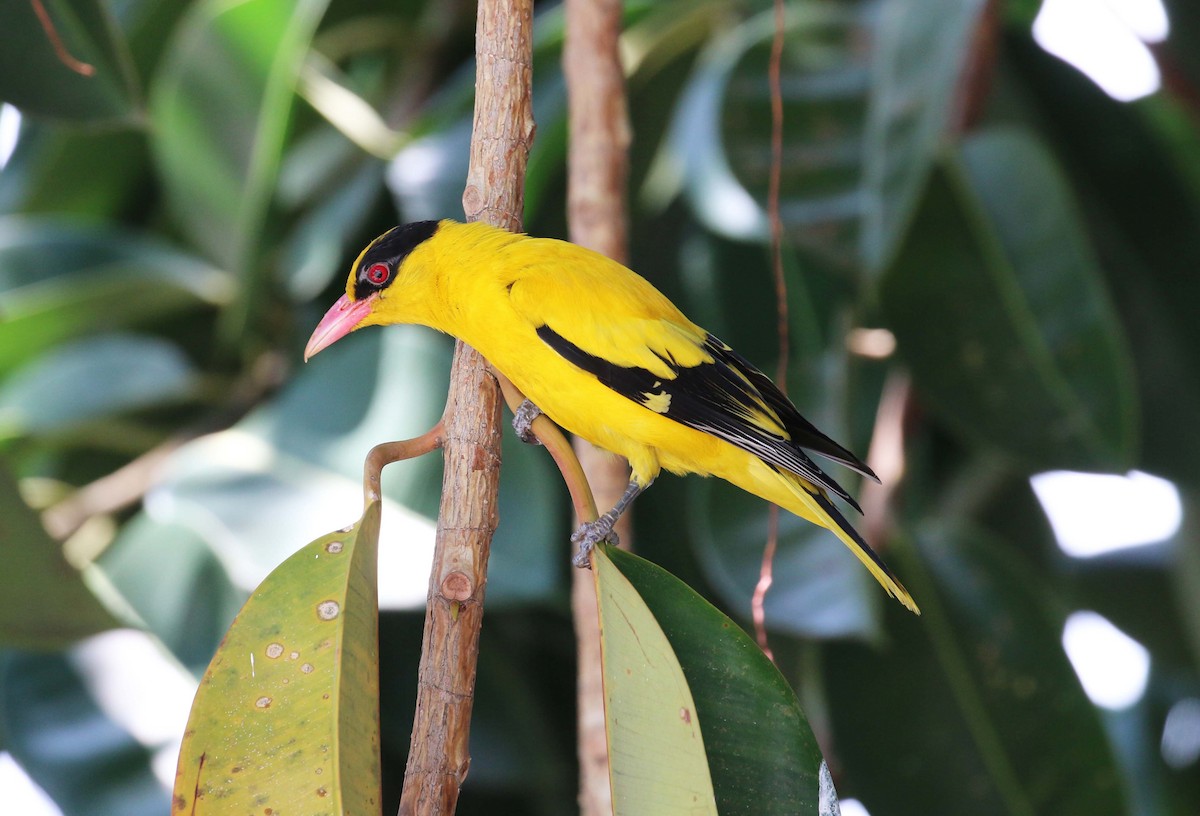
570, 516, 619, 568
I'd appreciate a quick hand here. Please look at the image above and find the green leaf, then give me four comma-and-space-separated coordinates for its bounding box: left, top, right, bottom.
385, 8, 573, 227
592, 544, 719, 816
278, 157, 386, 301
173, 501, 382, 815
0, 0, 140, 123
1004, 36, 1200, 485
880, 128, 1137, 470
603, 544, 831, 815
824, 525, 1126, 816
671, 0, 985, 273
860, 0, 988, 272
0, 333, 196, 438
0, 218, 232, 376
1065, 544, 1192, 672
0, 123, 149, 218
150, 0, 330, 279
672, 4, 871, 264
0, 459, 119, 649
1169, 489, 1200, 673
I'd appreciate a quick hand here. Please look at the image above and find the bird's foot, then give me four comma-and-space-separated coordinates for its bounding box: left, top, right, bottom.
570, 514, 619, 568
512, 399, 543, 445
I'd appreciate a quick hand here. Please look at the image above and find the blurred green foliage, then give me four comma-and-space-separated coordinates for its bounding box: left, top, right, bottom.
1, 0, 1198, 813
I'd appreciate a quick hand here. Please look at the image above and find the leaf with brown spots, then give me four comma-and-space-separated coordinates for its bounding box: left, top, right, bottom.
172, 502, 382, 815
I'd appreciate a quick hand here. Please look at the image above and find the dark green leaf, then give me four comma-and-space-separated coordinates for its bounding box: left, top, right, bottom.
1003, 35, 1200, 486
0, 0, 140, 123
0, 124, 149, 218
825, 525, 1125, 816
0, 460, 119, 649
0, 218, 232, 376
881, 128, 1137, 470
0, 334, 196, 438
1066, 544, 1193, 672
690, 477, 880, 640
1169, 490, 1200, 674
860, 0, 987, 272
674, 4, 870, 264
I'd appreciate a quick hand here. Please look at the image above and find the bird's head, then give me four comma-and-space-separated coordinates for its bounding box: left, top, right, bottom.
304, 220, 441, 361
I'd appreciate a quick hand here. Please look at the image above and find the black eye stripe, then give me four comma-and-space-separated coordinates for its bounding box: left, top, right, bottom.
352, 220, 439, 301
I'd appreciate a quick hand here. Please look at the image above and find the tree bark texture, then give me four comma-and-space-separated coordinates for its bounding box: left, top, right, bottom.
398, 1, 534, 813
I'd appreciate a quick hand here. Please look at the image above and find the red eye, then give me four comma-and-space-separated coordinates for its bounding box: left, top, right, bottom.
366, 263, 390, 285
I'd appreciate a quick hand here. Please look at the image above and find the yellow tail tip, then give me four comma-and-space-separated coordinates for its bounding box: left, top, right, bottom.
893, 585, 921, 616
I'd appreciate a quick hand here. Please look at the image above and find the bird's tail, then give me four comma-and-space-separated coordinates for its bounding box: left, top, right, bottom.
776, 471, 920, 614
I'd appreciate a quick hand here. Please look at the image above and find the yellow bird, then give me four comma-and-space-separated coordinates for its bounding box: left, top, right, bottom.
305, 219, 918, 614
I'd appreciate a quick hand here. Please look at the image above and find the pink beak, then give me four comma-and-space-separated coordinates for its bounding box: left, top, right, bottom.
304, 294, 377, 361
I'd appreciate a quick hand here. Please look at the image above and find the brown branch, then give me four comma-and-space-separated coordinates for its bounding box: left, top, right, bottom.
564, 1, 631, 812
31, 0, 95, 76
41, 437, 181, 541
752, 0, 790, 660
363, 422, 446, 506
398, 1, 534, 813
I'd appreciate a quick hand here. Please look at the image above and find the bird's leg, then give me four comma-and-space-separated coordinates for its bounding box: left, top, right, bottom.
571, 478, 651, 568
512, 398, 543, 445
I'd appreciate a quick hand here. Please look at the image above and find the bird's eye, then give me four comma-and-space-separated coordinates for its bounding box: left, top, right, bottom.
365, 263, 390, 285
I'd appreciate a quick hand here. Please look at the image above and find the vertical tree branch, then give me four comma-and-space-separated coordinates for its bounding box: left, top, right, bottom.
752, 0, 789, 659
563, 0, 630, 813
398, 1, 534, 813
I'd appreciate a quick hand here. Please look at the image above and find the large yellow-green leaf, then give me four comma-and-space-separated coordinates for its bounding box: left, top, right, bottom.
173, 502, 381, 815
593, 543, 718, 816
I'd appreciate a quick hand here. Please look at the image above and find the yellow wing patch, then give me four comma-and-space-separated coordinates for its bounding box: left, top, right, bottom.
640, 389, 673, 414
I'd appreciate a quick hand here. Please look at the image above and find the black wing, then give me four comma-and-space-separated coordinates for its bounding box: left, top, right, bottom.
536, 326, 876, 512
